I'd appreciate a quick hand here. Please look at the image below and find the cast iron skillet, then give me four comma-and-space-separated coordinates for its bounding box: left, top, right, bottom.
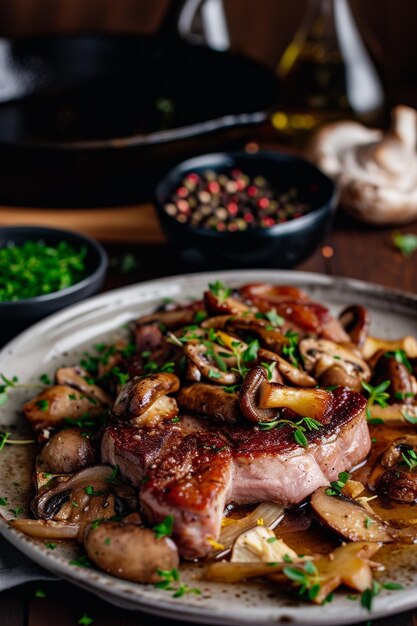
0, 2, 279, 207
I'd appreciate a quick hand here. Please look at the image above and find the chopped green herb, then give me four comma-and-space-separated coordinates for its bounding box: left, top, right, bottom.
91, 518, 104, 530
0, 497, 8, 506
258, 416, 322, 448
154, 568, 201, 598
283, 561, 321, 601
78, 613, 94, 626
242, 339, 260, 363
44, 542, 57, 549
107, 465, 119, 484
325, 471, 351, 496
0, 432, 10, 451
39, 373, 51, 385
283, 554, 293, 563
392, 232, 417, 258
282, 331, 300, 367
170, 416, 181, 423
9, 506, 22, 517
266, 536, 278, 543
35, 399, 49, 412
208, 280, 232, 305
208, 368, 222, 379
104, 537, 111, 546
223, 384, 241, 394
35, 589, 46, 598
362, 380, 390, 420
69, 555, 92, 568
194, 310, 208, 324
84, 485, 104, 497
110, 253, 137, 274
0, 240, 87, 302
385, 350, 412, 373
401, 448, 417, 470
265, 309, 285, 327
365, 516, 374, 529
153, 515, 174, 539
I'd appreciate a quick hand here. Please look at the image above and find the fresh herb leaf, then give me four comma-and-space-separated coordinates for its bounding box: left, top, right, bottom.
84, 485, 104, 497
35, 589, 46, 598
39, 373, 51, 385
153, 515, 174, 539
208, 280, 232, 305
282, 331, 300, 367
242, 339, 260, 363
392, 232, 417, 258
208, 368, 222, 379
44, 542, 57, 549
69, 555, 93, 568
325, 471, 351, 496
78, 613, 94, 626
35, 399, 49, 412
401, 448, 417, 470
385, 350, 412, 373
265, 309, 285, 327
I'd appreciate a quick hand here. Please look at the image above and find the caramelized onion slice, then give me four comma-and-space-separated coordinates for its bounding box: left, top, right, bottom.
214, 502, 285, 558
12, 518, 79, 539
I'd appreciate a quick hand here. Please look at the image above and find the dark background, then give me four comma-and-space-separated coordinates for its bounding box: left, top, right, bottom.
0, 0, 416, 100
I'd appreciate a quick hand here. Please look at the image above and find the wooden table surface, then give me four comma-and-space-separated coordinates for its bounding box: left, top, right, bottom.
2, 207, 417, 626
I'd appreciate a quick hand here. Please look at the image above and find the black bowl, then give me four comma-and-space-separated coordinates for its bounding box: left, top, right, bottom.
155, 151, 337, 269
0, 226, 108, 345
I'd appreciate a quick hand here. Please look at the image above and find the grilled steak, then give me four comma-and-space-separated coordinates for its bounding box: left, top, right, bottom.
102, 386, 369, 559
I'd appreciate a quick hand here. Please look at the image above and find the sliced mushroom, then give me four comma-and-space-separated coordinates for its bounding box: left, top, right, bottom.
363, 335, 417, 360
258, 383, 333, 423
310, 487, 394, 542
184, 343, 239, 386
32, 464, 134, 520
178, 384, 241, 424
23, 385, 105, 431
376, 436, 417, 503
55, 366, 112, 405
366, 403, 417, 424
338, 305, 370, 349
258, 348, 316, 387
12, 518, 80, 539
112, 373, 180, 427
239, 367, 278, 423
84, 517, 179, 584
372, 353, 415, 405
299, 338, 370, 391
38, 428, 97, 474
204, 290, 250, 316
185, 362, 202, 382
231, 526, 297, 563
225, 317, 287, 353
135, 301, 204, 330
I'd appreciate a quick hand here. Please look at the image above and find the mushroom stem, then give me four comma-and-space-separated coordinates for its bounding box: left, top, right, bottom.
363, 336, 417, 360
258, 383, 333, 423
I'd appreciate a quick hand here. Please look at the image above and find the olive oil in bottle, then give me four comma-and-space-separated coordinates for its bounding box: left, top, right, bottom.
272, 0, 385, 139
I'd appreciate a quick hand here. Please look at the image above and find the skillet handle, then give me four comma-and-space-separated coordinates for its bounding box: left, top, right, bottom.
159, 0, 230, 51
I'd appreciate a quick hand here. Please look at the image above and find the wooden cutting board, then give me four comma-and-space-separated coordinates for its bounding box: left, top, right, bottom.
0, 203, 166, 243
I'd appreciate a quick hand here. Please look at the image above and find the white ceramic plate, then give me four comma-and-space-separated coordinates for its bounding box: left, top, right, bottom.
1, 270, 417, 626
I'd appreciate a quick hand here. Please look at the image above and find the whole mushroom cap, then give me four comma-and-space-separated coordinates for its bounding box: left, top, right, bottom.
310, 105, 417, 225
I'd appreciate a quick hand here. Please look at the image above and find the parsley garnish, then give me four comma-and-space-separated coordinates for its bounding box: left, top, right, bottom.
69, 555, 93, 568
258, 416, 322, 448
325, 471, 351, 496
208, 280, 232, 305
360, 580, 404, 611
0, 497, 8, 506
44, 542, 57, 549
401, 448, 417, 470
39, 373, 51, 385
35, 399, 49, 412
392, 232, 417, 258
78, 613, 94, 625
154, 568, 201, 598
84, 485, 104, 497
283, 560, 321, 601
282, 331, 300, 367
361, 380, 390, 420
35, 589, 46, 598
385, 349, 412, 373
153, 515, 174, 539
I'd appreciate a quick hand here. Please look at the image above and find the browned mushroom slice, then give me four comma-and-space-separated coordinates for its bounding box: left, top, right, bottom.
204, 289, 250, 316
258, 383, 333, 423
112, 373, 180, 427
371, 353, 415, 405
299, 338, 370, 391
257, 348, 316, 387
23, 385, 104, 431
185, 362, 202, 382
178, 384, 241, 424
339, 305, 370, 349
37, 428, 97, 474
310, 487, 394, 542
55, 366, 112, 405
225, 317, 287, 353
184, 343, 239, 386
239, 366, 278, 423
376, 436, 417, 503
84, 518, 179, 583
135, 301, 204, 330
201, 315, 235, 330
12, 518, 80, 539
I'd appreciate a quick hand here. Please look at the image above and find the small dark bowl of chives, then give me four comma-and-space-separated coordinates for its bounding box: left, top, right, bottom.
0, 226, 108, 345
155, 151, 337, 269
